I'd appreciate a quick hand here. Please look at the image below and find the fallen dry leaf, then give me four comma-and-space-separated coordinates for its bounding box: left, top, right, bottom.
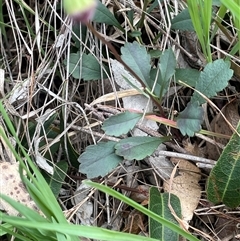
0, 161, 39, 216
123, 209, 146, 234
163, 158, 201, 223
206, 99, 240, 160
72, 182, 93, 225
130, 185, 149, 204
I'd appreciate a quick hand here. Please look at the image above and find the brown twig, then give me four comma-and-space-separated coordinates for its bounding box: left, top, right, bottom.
70, 175, 148, 194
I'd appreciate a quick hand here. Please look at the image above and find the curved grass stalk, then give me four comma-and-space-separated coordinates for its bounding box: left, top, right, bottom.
187, 0, 212, 63
84, 180, 201, 241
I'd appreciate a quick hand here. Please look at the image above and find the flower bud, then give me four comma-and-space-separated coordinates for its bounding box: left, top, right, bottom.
63, 0, 97, 23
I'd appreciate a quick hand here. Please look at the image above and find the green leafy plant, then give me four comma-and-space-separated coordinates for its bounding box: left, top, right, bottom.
0, 100, 200, 241
43, 160, 68, 198
3, 0, 240, 240
179, 0, 240, 210
102, 111, 142, 136
149, 188, 181, 241
0, 101, 78, 241
65, 52, 109, 80
120, 41, 151, 85
220, 0, 240, 22
85, 180, 201, 241
187, 0, 213, 62
171, 1, 235, 136
218, 0, 240, 58
0, 101, 171, 241
77, 37, 233, 178
207, 120, 240, 208
171, 8, 194, 31
79, 141, 123, 179
79, 136, 170, 178
177, 59, 233, 136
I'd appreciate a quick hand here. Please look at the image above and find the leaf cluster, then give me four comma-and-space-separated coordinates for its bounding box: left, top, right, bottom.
79, 111, 170, 178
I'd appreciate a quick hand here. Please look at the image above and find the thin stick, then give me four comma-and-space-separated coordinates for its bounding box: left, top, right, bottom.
157, 150, 216, 167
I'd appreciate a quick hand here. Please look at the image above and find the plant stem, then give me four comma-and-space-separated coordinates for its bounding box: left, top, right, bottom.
86, 23, 182, 140
86, 23, 165, 116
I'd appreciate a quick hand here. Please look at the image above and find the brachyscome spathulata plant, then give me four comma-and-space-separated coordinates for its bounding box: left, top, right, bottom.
63, 0, 97, 23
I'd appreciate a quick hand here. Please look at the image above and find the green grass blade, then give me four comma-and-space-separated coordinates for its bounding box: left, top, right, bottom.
0, 224, 33, 241
84, 181, 200, 241
1, 213, 160, 241
220, 0, 240, 21
0, 102, 64, 216
187, 0, 212, 62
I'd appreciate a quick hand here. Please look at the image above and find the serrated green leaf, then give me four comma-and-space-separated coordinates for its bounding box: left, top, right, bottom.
160, 48, 176, 83
191, 59, 233, 105
115, 136, 170, 160
207, 120, 240, 208
66, 52, 109, 80
72, 25, 87, 49
79, 141, 122, 178
149, 49, 162, 58
44, 161, 68, 198
171, 8, 194, 31
177, 102, 204, 136
121, 41, 151, 85
147, 49, 176, 98
175, 68, 200, 87
149, 48, 175, 98
149, 68, 168, 98
93, 1, 123, 31
102, 111, 142, 136
149, 188, 181, 241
